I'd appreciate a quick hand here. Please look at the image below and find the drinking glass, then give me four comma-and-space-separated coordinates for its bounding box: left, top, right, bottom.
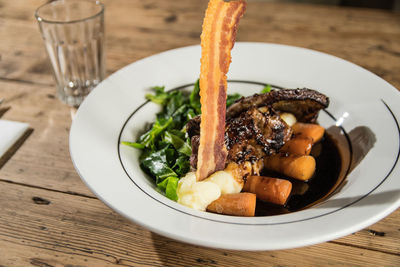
35, 0, 105, 107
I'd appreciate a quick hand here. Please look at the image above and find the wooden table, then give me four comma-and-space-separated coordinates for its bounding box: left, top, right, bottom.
1, 0, 399, 265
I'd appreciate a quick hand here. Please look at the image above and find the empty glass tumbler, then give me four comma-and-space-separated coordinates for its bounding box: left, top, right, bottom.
35, 0, 105, 106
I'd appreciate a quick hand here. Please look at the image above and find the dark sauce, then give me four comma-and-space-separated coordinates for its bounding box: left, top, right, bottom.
255, 133, 342, 216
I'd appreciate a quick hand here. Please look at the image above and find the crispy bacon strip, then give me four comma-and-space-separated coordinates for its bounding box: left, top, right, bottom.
196, 0, 246, 181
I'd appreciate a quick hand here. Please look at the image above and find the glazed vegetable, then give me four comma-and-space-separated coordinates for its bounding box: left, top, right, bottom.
292, 122, 325, 143
264, 154, 316, 181
122, 82, 243, 200
207, 192, 256, 217
243, 176, 292, 205
280, 136, 314, 155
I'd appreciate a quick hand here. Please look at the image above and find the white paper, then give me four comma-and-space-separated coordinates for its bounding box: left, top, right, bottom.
0, 120, 30, 158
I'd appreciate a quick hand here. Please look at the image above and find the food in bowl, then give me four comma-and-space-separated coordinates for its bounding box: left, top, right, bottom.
122, 83, 342, 217
122, 0, 343, 216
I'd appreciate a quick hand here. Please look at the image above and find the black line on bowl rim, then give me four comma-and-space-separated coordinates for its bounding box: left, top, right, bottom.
117, 81, 399, 225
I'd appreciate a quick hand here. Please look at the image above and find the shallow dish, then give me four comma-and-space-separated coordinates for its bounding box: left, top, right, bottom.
70, 42, 400, 250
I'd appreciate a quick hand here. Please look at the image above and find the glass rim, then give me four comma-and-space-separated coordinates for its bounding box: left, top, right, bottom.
35, 0, 104, 24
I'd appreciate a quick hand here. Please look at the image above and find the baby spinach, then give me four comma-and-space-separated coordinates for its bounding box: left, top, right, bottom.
189, 80, 201, 114
261, 84, 272, 94
226, 93, 242, 107
122, 80, 242, 201
157, 176, 179, 201
140, 146, 177, 182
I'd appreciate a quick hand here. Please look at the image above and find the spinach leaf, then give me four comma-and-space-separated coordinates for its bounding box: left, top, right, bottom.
145, 86, 169, 104
171, 104, 190, 129
121, 141, 145, 149
189, 80, 201, 114
186, 108, 197, 121
140, 147, 177, 182
166, 91, 185, 117
138, 117, 173, 149
165, 146, 177, 166
168, 129, 186, 139
173, 154, 191, 176
157, 176, 179, 201
165, 176, 179, 200
226, 93, 242, 107
261, 84, 272, 94
164, 131, 192, 156
180, 138, 192, 157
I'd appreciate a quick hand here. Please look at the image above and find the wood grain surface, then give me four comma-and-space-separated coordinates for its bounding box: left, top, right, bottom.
0, 0, 399, 266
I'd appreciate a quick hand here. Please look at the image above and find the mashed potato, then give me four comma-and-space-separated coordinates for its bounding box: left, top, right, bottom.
177, 171, 243, 211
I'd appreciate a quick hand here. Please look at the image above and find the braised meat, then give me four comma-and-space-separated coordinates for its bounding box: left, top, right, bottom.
188, 107, 291, 171
226, 88, 329, 122
225, 107, 292, 163
186, 116, 201, 140
187, 88, 329, 177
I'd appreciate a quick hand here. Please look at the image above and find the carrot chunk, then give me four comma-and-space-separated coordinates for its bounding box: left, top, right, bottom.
243, 176, 292, 205
207, 193, 256, 217
280, 136, 314, 155
264, 154, 316, 181
292, 122, 325, 143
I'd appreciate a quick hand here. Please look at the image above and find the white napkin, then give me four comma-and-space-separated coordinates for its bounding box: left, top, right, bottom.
0, 119, 30, 159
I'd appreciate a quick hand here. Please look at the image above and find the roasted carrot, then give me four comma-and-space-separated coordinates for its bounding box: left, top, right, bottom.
207, 193, 256, 217
264, 154, 316, 181
280, 136, 313, 155
243, 176, 292, 205
292, 123, 325, 143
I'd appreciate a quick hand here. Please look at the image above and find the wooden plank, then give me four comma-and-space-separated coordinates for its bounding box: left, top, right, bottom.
0, 80, 94, 197
0, 17, 199, 85
0, 0, 399, 88
334, 210, 400, 255
0, 181, 399, 266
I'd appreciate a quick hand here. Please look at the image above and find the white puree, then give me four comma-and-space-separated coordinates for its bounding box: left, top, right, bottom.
177, 171, 242, 211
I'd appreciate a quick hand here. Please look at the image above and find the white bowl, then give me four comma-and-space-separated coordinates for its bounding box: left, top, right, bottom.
70, 43, 400, 250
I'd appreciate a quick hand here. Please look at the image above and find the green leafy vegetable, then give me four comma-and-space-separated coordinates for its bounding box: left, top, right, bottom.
226, 93, 241, 107
186, 108, 196, 121
166, 91, 185, 117
172, 154, 191, 176
157, 176, 179, 201
138, 117, 173, 150
164, 131, 192, 156
120, 141, 145, 149
140, 147, 177, 182
189, 80, 201, 114
261, 84, 272, 94
122, 80, 242, 201
145, 86, 169, 104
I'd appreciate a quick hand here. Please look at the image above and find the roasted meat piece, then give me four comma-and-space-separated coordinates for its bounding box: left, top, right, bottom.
186, 116, 201, 140
227, 88, 329, 123
187, 88, 329, 179
188, 107, 292, 173
225, 107, 292, 162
